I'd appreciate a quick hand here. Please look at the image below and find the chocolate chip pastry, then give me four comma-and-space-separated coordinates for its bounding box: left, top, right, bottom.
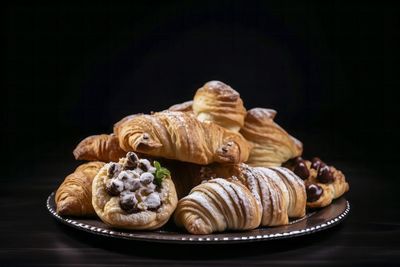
287, 157, 349, 208
92, 152, 178, 230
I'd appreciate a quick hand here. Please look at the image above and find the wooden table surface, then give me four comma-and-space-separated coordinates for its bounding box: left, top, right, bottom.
1, 160, 399, 266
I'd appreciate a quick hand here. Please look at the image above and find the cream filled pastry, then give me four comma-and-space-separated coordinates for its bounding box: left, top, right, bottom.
92, 152, 178, 230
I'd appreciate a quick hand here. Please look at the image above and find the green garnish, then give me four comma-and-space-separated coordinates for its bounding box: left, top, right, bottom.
153, 161, 170, 186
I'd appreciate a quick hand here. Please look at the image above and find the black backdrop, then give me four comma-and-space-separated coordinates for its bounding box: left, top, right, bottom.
3, 1, 399, 176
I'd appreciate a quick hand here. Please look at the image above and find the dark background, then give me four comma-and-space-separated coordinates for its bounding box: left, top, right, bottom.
2, 1, 400, 266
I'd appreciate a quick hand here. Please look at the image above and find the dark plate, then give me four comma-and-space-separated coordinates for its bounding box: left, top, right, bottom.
47, 192, 350, 244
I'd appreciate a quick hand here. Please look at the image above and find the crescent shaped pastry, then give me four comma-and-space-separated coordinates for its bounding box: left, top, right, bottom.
174, 178, 262, 235
55, 161, 105, 216
115, 111, 250, 165
92, 152, 178, 230
193, 81, 246, 132
73, 134, 126, 162
240, 108, 303, 167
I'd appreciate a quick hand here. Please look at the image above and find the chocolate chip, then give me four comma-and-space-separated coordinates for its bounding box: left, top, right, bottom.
142, 133, 149, 140
105, 180, 121, 196
306, 183, 323, 202
294, 157, 303, 163
317, 165, 335, 183
293, 161, 310, 180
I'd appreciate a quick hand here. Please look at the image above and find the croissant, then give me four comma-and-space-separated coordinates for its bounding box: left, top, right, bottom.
174, 163, 306, 234
240, 108, 303, 167
192, 81, 247, 132
55, 161, 105, 216
92, 152, 178, 230
174, 178, 262, 234
287, 157, 349, 208
73, 134, 126, 162
115, 111, 251, 165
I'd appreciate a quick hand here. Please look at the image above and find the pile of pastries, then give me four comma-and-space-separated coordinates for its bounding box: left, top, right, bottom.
55, 81, 349, 235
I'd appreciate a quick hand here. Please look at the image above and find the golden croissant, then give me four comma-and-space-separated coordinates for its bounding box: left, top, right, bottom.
240, 108, 303, 167
174, 163, 306, 234
115, 111, 251, 165
286, 157, 349, 208
193, 81, 246, 132
55, 161, 105, 216
73, 134, 126, 162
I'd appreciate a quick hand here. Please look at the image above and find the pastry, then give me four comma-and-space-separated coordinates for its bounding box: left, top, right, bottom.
287, 157, 349, 208
174, 163, 306, 234
240, 108, 303, 167
73, 134, 126, 162
192, 81, 246, 132
55, 161, 105, 216
92, 152, 178, 230
174, 178, 262, 235
168, 100, 193, 113
115, 111, 251, 165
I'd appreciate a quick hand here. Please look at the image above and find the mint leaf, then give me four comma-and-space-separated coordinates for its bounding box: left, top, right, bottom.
153, 161, 170, 186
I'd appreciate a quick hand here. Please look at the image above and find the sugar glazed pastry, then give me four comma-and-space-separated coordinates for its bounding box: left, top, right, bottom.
193, 81, 246, 132
73, 134, 126, 162
56, 161, 105, 216
92, 152, 178, 230
287, 157, 349, 208
174, 163, 306, 234
115, 111, 251, 165
240, 108, 303, 167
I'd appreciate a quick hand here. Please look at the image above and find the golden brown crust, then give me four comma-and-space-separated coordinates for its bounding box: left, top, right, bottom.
193, 81, 246, 132
174, 178, 262, 234
240, 108, 303, 167
73, 134, 126, 162
55, 161, 105, 217
174, 163, 306, 234
92, 162, 178, 230
115, 111, 250, 165
304, 161, 349, 208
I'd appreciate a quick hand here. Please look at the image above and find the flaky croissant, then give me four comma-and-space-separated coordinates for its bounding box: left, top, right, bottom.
73, 134, 126, 162
168, 100, 193, 113
174, 178, 262, 235
240, 108, 303, 167
174, 164, 306, 234
193, 81, 246, 132
115, 111, 251, 165
55, 161, 105, 216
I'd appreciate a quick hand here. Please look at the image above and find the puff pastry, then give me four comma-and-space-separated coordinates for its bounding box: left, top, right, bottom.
92, 152, 178, 230
193, 81, 246, 132
55, 161, 105, 216
115, 111, 251, 165
73, 134, 126, 162
174, 178, 262, 234
175, 163, 306, 234
240, 108, 303, 167
286, 157, 349, 208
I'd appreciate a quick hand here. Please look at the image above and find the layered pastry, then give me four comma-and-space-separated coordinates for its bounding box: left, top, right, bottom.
92, 152, 178, 230
287, 157, 349, 208
56, 161, 105, 216
73, 134, 126, 162
115, 111, 251, 165
192, 81, 246, 132
168, 100, 193, 113
174, 163, 306, 234
240, 108, 303, 167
